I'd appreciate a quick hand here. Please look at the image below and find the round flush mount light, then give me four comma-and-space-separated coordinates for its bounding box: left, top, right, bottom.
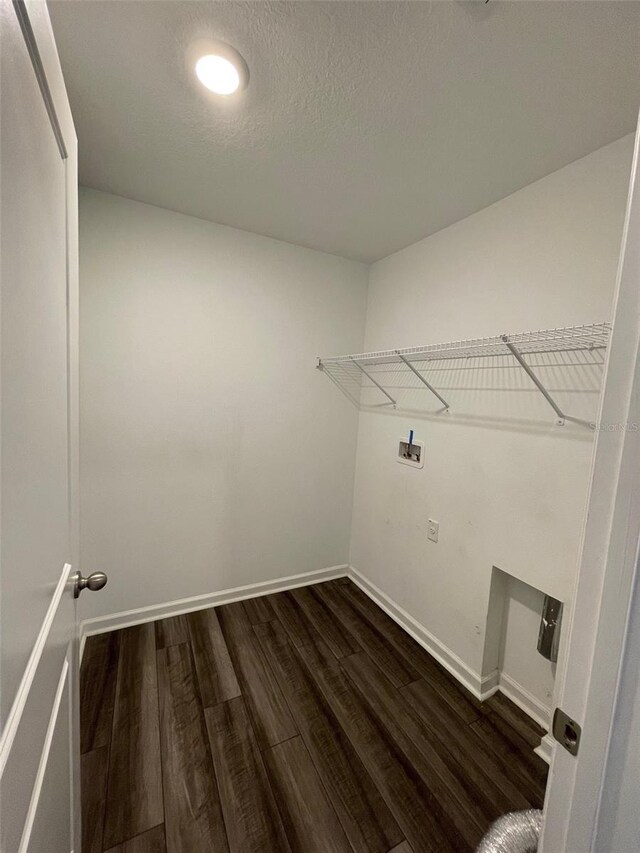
196, 54, 240, 95
188, 39, 249, 96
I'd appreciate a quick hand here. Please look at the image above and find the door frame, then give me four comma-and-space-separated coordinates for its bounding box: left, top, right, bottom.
540, 115, 640, 851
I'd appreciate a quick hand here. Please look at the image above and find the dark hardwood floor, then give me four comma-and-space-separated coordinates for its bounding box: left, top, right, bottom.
80, 578, 548, 853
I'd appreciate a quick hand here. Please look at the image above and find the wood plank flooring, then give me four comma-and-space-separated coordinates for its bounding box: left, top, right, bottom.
80, 579, 548, 852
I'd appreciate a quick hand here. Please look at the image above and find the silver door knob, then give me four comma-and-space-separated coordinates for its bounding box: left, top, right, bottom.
73, 570, 108, 598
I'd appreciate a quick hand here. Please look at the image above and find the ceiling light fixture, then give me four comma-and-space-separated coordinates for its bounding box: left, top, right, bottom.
188, 39, 249, 97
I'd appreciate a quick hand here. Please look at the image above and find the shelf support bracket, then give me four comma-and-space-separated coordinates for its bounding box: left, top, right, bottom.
501, 335, 566, 425
396, 352, 450, 410
318, 361, 362, 408
350, 358, 396, 406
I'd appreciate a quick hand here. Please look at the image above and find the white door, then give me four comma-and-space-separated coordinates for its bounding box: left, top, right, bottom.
0, 1, 81, 851
540, 115, 640, 851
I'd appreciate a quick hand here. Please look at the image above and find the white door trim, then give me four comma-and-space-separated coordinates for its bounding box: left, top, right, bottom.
0, 563, 72, 774
17, 656, 70, 853
540, 114, 640, 852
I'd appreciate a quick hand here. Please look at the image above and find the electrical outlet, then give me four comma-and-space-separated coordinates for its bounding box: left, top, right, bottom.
427, 519, 439, 543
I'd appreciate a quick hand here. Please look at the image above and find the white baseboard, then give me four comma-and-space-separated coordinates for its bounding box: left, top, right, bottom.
348, 566, 493, 701
348, 565, 550, 747
80, 564, 349, 639
479, 667, 501, 701
534, 732, 555, 765
81, 560, 551, 759
498, 671, 551, 732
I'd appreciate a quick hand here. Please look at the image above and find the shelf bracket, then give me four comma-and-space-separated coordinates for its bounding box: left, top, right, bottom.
350, 358, 396, 406
395, 352, 450, 410
501, 335, 566, 425
318, 360, 362, 408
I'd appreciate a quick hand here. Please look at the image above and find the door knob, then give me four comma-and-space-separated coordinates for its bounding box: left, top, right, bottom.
73, 570, 108, 598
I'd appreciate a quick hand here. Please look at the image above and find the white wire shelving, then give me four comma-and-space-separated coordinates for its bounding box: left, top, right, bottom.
317, 322, 611, 427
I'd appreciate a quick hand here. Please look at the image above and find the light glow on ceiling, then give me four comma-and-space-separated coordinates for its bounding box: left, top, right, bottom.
189, 40, 248, 97
196, 54, 240, 95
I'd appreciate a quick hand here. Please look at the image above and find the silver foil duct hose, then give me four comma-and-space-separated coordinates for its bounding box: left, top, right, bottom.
476, 810, 543, 853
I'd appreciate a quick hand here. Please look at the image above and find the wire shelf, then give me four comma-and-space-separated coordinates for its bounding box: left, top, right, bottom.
318, 323, 611, 426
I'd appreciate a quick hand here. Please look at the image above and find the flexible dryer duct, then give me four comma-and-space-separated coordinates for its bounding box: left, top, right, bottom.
475, 810, 543, 853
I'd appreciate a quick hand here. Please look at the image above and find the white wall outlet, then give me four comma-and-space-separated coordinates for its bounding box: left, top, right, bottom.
398, 438, 424, 468
427, 518, 439, 543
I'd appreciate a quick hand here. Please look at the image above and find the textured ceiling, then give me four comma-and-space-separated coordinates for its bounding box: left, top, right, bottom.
49, 1, 640, 262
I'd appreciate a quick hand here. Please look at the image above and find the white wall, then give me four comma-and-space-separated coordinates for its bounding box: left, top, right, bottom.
499, 577, 556, 722
79, 188, 367, 621
80, 135, 632, 711
350, 135, 634, 694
